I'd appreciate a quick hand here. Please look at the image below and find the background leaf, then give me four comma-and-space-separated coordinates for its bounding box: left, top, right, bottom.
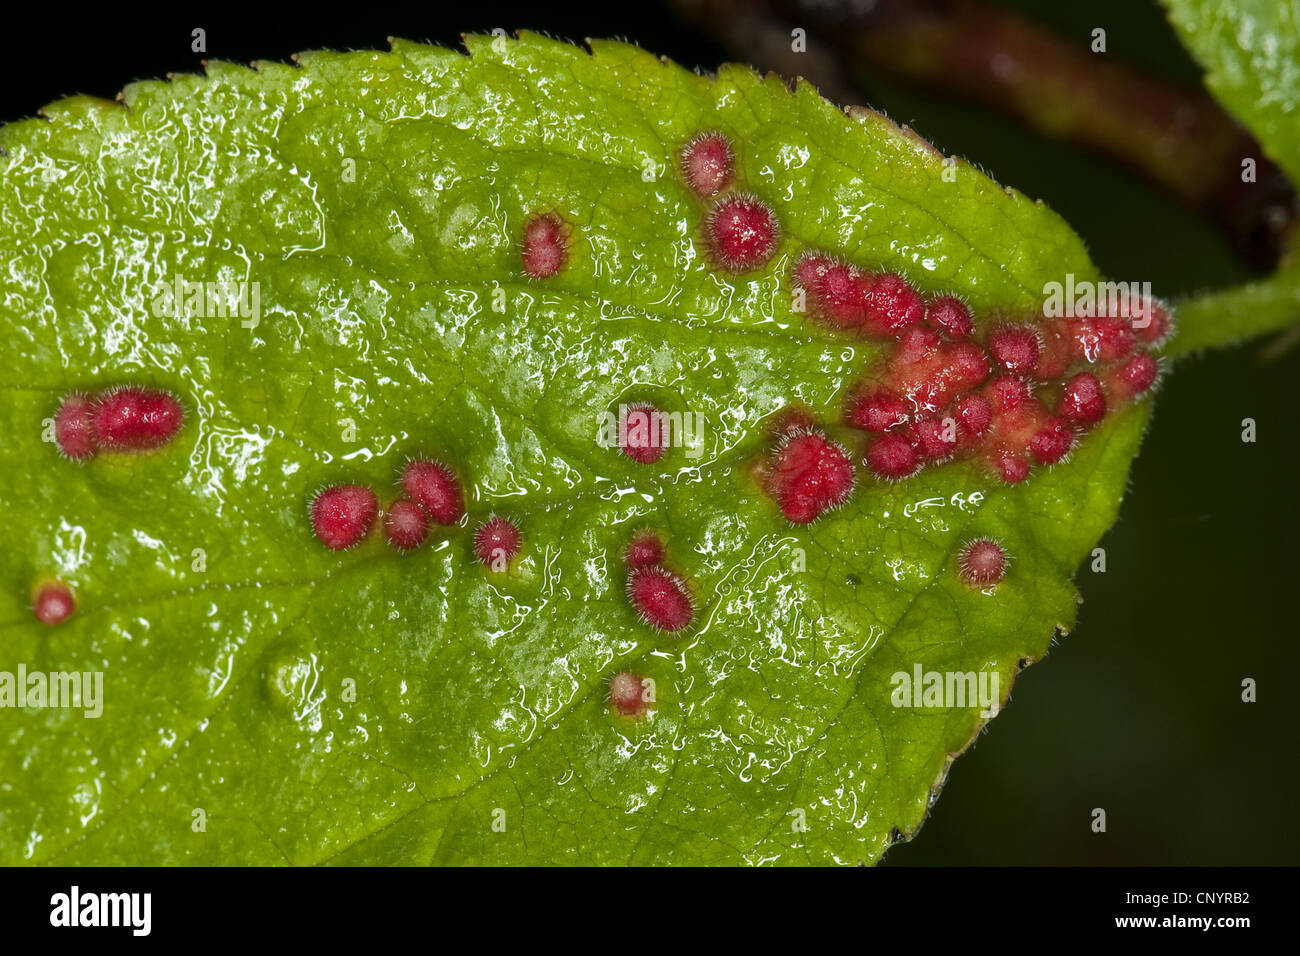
1164, 0, 1300, 184
1161, 0, 1300, 356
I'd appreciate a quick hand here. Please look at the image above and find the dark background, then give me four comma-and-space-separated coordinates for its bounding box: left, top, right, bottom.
2, 0, 1294, 865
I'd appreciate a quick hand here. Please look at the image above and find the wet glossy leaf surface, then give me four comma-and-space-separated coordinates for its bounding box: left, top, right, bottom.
0, 34, 1150, 864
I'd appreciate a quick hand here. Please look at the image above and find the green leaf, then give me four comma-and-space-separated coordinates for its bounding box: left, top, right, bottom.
1164, 0, 1300, 185
1161, 0, 1300, 355
1, 33, 1148, 865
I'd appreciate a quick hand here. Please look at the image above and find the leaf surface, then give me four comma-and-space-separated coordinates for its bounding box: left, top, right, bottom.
0, 34, 1149, 865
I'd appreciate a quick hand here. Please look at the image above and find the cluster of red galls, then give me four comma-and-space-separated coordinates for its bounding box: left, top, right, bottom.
803, 254, 1166, 479
621, 528, 694, 633
54, 386, 184, 460
310, 460, 521, 568
754, 255, 1169, 524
